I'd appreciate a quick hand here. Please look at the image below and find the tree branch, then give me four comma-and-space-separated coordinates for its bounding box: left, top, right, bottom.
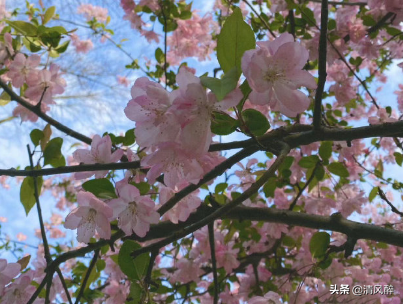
74, 250, 100, 304
313, 0, 328, 130
208, 222, 219, 304
0, 161, 141, 177
0, 79, 92, 145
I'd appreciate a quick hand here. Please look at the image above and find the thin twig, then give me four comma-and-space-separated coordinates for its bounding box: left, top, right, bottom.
242, 0, 276, 38
56, 267, 73, 304
289, 162, 319, 210
313, 0, 328, 130
208, 223, 219, 304
74, 250, 100, 304
378, 187, 403, 217
0, 80, 91, 144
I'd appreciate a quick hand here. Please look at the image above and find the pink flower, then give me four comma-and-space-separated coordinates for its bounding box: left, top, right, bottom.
64, 191, 113, 243
242, 33, 316, 117
0, 33, 13, 64
1, 270, 36, 303
124, 77, 180, 148
25, 64, 66, 105
77, 4, 108, 22
0, 259, 21, 295
215, 241, 240, 273
108, 184, 159, 237
117, 76, 130, 87
73, 134, 124, 179
159, 186, 201, 224
171, 259, 202, 283
141, 142, 204, 189
249, 291, 282, 304
7, 53, 40, 88
173, 67, 242, 155
71, 33, 93, 54
368, 108, 398, 125
140, 29, 160, 43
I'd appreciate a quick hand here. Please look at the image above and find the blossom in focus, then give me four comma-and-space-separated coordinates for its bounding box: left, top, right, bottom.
1, 270, 35, 303
124, 77, 180, 148
64, 191, 113, 243
242, 33, 316, 117
108, 184, 159, 237
7, 53, 40, 88
73, 134, 124, 179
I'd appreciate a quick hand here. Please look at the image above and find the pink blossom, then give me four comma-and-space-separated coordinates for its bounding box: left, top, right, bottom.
0, 33, 13, 64
159, 186, 201, 223
167, 12, 217, 65
215, 241, 240, 273
173, 66, 242, 155
104, 280, 129, 304
142, 141, 205, 189
1, 270, 36, 303
117, 75, 130, 87
108, 183, 159, 237
0, 259, 21, 294
13, 97, 50, 122
171, 259, 202, 283
73, 134, 124, 179
7, 53, 40, 88
124, 77, 180, 148
242, 33, 316, 117
71, 33, 93, 54
140, 29, 160, 43
368, 108, 398, 125
77, 4, 108, 22
249, 291, 282, 304
64, 191, 113, 243
25, 64, 66, 105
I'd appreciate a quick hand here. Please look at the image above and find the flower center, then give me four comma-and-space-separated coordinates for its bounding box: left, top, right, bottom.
263, 67, 284, 83
86, 208, 97, 223
128, 201, 137, 214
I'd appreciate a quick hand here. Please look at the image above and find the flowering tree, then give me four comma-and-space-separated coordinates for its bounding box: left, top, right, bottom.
1, 0, 403, 303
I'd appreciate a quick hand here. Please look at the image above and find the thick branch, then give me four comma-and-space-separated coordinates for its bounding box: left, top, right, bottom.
0, 79, 92, 145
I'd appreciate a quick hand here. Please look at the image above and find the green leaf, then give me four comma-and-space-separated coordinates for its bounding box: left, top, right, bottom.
394, 152, 403, 166
43, 137, 65, 167
327, 162, 349, 177
55, 40, 70, 53
309, 232, 330, 259
8, 21, 37, 35
200, 67, 239, 101
130, 182, 150, 195
369, 187, 378, 202
217, 7, 255, 76
22, 37, 42, 52
0, 116, 15, 124
20, 176, 43, 215
118, 240, 150, 281
123, 128, 136, 146
215, 183, 228, 194
43, 6, 56, 25
298, 155, 319, 168
263, 177, 277, 198
319, 141, 332, 161
82, 178, 117, 199
129, 281, 144, 303
30, 129, 44, 146
0, 90, 11, 106
155, 47, 164, 64
211, 112, 239, 135
241, 109, 270, 136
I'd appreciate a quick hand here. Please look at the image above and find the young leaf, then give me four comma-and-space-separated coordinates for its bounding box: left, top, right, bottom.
118, 240, 150, 281
43, 137, 65, 167
241, 109, 270, 136
20, 176, 43, 215
211, 112, 239, 135
82, 179, 117, 199
43, 6, 56, 25
217, 7, 255, 76
200, 67, 239, 101
327, 162, 349, 177
309, 232, 330, 259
